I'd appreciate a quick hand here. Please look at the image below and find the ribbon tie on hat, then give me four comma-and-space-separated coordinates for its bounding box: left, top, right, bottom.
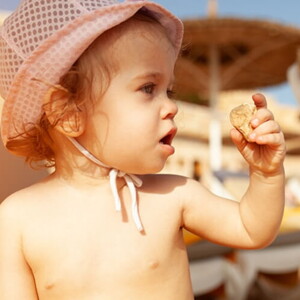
67, 137, 144, 231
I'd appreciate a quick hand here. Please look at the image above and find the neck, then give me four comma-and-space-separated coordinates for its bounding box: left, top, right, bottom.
53, 136, 111, 185
52, 136, 144, 231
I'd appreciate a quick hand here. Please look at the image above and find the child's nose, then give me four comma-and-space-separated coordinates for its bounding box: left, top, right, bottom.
161, 98, 178, 119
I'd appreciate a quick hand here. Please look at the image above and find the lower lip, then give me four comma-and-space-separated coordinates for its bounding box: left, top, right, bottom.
159, 143, 175, 155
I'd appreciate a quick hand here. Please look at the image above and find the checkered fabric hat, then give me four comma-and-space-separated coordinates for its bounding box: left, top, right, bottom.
0, 0, 183, 145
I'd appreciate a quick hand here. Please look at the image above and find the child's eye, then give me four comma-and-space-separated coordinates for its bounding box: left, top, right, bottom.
167, 89, 176, 99
141, 83, 155, 94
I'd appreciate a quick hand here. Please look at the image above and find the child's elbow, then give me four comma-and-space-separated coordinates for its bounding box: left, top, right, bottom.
246, 232, 278, 250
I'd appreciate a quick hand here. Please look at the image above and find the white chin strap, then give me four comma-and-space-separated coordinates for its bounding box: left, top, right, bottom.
67, 137, 144, 232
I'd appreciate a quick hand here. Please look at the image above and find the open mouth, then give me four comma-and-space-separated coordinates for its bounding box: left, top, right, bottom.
159, 128, 177, 145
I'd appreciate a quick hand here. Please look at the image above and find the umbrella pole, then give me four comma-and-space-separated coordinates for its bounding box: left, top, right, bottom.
209, 43, 222, 173
207, 0, 227, 195
207, 0, 222, 176
208, 43, 226, 196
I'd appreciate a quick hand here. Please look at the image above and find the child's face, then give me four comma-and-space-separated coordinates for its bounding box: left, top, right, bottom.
78, 22, 178, 174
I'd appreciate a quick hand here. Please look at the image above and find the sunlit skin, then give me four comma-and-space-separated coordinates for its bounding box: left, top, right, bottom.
0, 18, 286, 300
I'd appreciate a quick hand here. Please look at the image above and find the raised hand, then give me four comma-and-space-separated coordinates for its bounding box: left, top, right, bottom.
230, 93, 286, 175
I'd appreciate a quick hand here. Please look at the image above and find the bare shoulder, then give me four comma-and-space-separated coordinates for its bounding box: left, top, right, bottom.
0, 187, 33, 246
0, 188, 33, 217
0, 175, 53, 220
0, 181, 41, 300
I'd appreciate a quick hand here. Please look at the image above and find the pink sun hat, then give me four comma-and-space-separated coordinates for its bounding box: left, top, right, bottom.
0, 0, 183, 146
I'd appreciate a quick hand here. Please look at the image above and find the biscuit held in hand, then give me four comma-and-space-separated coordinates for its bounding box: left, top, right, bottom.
230, 103, 257, 142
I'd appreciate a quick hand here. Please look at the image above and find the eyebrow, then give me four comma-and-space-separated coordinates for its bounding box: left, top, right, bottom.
133, 72, 175, 84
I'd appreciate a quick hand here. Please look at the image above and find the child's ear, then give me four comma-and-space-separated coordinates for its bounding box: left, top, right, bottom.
43, 85, 86, 137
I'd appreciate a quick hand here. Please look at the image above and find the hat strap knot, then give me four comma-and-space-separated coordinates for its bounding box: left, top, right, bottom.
67, 136, 144, 231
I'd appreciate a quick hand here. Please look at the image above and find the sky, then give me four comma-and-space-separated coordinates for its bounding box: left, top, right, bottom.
1, 0, 300, 106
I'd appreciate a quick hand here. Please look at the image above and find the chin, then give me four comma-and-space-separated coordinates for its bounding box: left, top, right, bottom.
124, 161, 165, 175
138, 162, 166, 175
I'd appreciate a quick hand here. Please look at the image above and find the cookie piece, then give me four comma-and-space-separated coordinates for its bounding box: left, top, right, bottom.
230, 103, 257, 141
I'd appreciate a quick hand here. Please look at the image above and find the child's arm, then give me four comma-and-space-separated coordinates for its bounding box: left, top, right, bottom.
0, 197, 39, 299
181, 93, 285, 249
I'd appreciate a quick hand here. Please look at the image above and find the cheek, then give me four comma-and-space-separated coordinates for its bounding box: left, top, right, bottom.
113, 111, 156, 136
88, 114, 110, 145
104, 116, 155, 160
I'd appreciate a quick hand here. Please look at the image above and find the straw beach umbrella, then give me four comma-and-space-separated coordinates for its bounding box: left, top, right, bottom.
175, 17, 300, 103
174, 0, 300, 178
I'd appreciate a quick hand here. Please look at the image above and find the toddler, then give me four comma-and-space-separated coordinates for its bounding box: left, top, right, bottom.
0, 1, 286, 299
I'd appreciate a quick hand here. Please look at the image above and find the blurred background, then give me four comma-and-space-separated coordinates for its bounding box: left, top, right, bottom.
1, 1, 300, 299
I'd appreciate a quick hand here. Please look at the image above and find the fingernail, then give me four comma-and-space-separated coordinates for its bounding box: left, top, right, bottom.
251, 118, 259, 126
249, 133, 256, 140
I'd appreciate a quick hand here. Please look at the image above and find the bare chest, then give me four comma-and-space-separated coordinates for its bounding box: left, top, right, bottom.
21, 195, 188, 298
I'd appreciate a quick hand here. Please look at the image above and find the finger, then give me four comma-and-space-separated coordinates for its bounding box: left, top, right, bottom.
249, 120, 281, 142
249, 120, 282, 143
252, 93, 267, 109
248, 120, 281, 142
230, 128, 243, 142
251, 108, 274, 128
230, 128, 248, 150
254, 131, 285, 146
